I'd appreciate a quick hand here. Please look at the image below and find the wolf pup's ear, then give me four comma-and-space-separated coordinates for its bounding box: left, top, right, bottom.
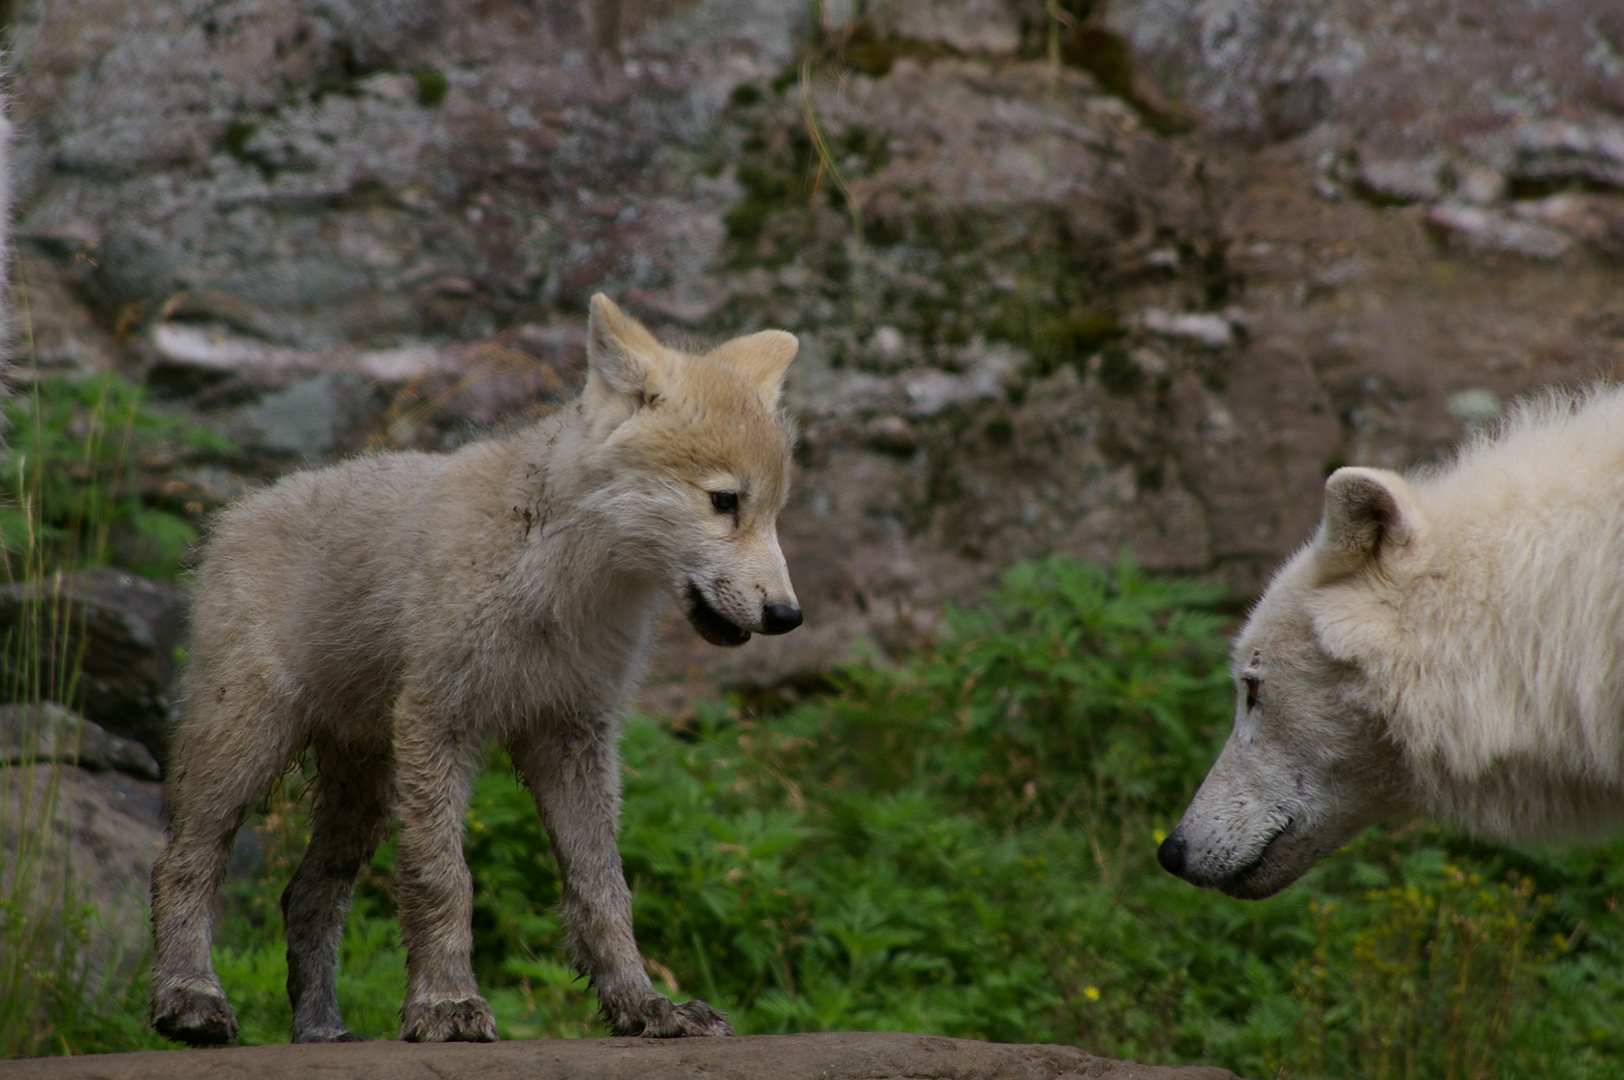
587, 293, 665, 402
708, 330, 799, 408
1314, 466, 1427, 582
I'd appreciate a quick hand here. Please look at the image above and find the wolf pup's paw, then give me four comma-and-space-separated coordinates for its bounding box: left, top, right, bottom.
151, 984, 239, 1046
634, 996, 734, 1038
400, 996, 498, 1042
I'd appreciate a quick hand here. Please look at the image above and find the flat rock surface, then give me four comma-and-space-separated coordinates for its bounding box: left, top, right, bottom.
2, 1032, 1248, 1080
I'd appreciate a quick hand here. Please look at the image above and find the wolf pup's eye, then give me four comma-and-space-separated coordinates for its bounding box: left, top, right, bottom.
1243, 675, 1261, 712
710, 490, 739, 514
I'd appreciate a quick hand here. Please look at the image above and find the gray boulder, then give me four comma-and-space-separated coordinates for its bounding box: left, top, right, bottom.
0, 569, 187, 765
0, 700, 162, 780
1, 705, 167, 987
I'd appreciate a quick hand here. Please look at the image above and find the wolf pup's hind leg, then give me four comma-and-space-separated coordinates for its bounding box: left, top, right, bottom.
283, 739, 394, 1043
151, 669, 305, 1046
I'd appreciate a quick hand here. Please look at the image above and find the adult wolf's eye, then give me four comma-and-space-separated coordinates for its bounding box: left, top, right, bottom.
710, 490, 738, 514
1243, 676, 1261, 712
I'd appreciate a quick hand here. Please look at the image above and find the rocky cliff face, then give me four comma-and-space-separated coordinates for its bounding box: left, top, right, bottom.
10, 0, 1624, 697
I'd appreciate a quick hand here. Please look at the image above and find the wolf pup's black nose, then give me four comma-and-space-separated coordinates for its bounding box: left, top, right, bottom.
761, 604, 803, 634
1156, 831, 1187, 877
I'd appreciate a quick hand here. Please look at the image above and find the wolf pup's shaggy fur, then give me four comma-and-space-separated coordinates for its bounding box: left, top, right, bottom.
1159, 387, 1624, 900
150, 295, 803, 1045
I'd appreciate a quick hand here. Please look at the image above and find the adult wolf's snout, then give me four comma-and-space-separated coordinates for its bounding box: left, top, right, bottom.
1156, 830, 1188, 878
761, 603, 802, 635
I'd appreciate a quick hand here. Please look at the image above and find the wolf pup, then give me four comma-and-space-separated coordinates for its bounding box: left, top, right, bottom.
150, 295, 803, 1044
1159, 387, 1624, 900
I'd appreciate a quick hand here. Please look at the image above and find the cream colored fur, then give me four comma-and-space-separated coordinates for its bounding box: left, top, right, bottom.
149, 295, 802, 1044
1161, 386, 1624, 899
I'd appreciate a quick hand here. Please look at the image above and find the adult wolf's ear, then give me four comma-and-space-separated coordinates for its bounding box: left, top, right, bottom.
708, 331, 799, 408
587, 293, 664, 402
1314, 467, 1427, 582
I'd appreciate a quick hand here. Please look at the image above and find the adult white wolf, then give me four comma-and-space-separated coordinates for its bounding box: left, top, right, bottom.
150, 295, 803, 1044
1159, 387, 1624, 899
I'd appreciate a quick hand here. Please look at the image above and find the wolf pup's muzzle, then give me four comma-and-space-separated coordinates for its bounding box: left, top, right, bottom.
684, 586, 802, 647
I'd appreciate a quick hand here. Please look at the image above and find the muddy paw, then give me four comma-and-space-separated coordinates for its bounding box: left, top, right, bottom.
400, 996, 498, 1042
151, 984, 239, 1046
636, 997, 734, 1038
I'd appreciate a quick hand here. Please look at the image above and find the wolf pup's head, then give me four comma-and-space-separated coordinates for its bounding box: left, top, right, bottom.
580, 293, 802, 647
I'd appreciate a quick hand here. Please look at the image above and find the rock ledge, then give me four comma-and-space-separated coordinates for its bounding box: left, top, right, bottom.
4, 1032, 1248, 1080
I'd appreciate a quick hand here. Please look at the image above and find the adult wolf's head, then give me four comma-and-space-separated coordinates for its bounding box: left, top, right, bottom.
1158, 468, 1422, 899
579, 293, 802, 647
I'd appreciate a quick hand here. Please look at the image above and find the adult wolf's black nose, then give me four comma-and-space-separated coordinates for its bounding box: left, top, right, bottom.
1157, 831, 1187, 877
761, 604, 803, 635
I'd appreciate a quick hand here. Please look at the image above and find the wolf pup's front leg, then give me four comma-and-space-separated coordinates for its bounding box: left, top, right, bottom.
511, 724, 733, 1037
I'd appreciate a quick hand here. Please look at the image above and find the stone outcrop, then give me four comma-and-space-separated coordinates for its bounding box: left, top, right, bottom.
0, 700, 162, 780
1, 704, 167, 981
9, 0, 1624, 699
0, 570, 187, 763
1, 1031, 1251, 1080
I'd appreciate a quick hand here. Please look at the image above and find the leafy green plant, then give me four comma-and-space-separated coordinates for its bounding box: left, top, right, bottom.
0, 373, 233, 579
1292, 859, 1552, 1080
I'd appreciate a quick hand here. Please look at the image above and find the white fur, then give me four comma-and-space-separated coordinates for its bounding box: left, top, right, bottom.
1162, 387, 1624, 898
